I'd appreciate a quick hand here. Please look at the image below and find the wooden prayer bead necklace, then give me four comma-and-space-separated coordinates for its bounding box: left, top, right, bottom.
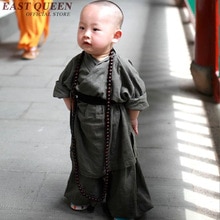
70, 49, 114, 202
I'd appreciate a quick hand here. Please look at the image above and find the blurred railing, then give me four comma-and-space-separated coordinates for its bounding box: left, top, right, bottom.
176, 0, 195, 28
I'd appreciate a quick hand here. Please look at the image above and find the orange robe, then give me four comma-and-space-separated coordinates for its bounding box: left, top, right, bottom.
14, 0, 52, 51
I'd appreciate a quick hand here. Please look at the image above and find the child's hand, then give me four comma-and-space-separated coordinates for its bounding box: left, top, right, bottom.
63, 98, 72, 111
131, 119, 138, 135
128, 109, 140, 135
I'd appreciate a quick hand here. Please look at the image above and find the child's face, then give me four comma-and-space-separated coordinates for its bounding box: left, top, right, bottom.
77, 4, 121, 59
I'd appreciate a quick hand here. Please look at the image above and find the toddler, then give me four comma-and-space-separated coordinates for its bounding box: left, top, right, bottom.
53, 1, 153, 219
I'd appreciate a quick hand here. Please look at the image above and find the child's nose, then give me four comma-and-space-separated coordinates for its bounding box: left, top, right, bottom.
83, 30, 91, 38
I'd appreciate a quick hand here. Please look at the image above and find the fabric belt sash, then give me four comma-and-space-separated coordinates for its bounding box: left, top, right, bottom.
76, 91, 117, 105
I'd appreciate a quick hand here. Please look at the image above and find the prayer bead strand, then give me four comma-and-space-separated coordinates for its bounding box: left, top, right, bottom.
70, 49, 114, 202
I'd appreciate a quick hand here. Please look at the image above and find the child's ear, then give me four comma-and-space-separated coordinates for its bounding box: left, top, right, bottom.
112, 29, 122, 43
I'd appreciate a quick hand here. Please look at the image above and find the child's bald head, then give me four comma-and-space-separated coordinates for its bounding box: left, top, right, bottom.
84, 0, 124, 28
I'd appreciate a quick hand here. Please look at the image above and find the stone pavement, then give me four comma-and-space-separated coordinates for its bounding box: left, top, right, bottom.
0, 0, 220, 220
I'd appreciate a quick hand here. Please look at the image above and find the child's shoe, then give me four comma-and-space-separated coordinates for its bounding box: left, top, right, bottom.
70, 203, 88, 211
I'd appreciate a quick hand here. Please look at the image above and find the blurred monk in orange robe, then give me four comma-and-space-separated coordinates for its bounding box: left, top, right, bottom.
14, 0, 52, 60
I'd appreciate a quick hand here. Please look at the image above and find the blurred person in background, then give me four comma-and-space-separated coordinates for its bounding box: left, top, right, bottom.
14, 0, 52, 60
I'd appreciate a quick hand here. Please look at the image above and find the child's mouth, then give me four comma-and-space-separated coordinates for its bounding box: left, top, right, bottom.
83, 41, 91, 45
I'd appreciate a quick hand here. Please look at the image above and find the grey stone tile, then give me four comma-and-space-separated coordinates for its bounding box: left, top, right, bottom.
0, 64, 23, 76
0, 74, 53, 88
22, 101, 68, 121
138, 148, 183, 180
0, 142, 71, 173
0, 88, 52, 102
0, 120, 70, 144
0, 102, 30, 119
0, 171, 46, 210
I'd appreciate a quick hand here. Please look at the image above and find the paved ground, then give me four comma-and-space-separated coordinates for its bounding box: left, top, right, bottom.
0, 0, 220, 220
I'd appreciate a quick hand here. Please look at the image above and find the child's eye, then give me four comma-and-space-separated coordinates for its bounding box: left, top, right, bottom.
93, 28, 100, 31
79, 26, 84, 30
